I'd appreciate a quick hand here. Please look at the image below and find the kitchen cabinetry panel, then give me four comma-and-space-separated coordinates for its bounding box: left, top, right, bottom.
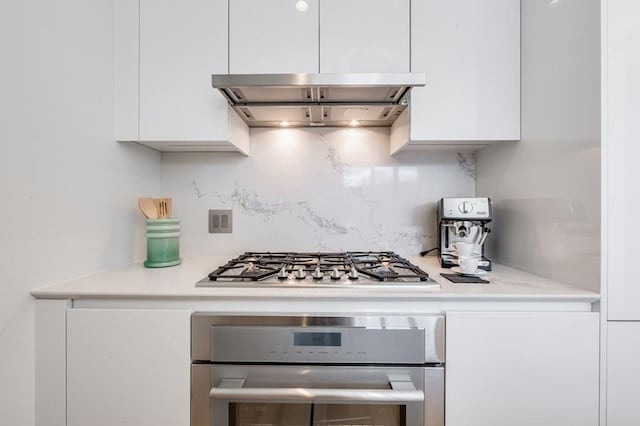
35, 300, 70, 426
116, 0, 139, 141
67, 309, 191, 426
116, 0, 249, 153
391, 0, 520, 152
229, 0, 319, 74
606, 0, 640, 320
446, 312, 599, 426
607, 322, 640, 426
139, 0, 229, 142
319, 0, 410, 73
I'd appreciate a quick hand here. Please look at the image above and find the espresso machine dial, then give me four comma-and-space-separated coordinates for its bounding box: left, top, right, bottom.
459, 201, 474, 214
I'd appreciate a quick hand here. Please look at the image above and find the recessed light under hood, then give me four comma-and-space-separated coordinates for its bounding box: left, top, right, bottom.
212, 73, 426, 128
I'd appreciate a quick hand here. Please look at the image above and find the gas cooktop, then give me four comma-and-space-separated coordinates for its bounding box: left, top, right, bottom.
196, 251, 439, 289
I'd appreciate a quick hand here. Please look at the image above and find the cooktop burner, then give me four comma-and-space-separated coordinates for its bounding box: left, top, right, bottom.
196, 251, 439, 288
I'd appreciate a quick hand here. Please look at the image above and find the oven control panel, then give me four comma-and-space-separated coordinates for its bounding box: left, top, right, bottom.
210, 326, 425, 364
191, 315, 445, 364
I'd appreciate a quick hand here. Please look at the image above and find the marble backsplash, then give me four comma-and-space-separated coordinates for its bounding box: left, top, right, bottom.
161, 128, 476, 257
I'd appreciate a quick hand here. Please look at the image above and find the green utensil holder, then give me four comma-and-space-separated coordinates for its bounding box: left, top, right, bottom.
144, 218, 182, 268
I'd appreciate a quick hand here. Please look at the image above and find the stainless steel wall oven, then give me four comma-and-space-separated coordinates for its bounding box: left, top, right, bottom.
191, 314, 445, 426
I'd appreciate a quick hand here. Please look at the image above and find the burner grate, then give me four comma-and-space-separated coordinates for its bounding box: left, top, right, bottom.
206, 251, 430, 284
207, 253, 287, 281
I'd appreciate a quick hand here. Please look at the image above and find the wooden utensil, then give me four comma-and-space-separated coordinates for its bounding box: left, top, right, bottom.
163, 198, 173, 218
153, 198, 168, 219
138, 197, 158, 219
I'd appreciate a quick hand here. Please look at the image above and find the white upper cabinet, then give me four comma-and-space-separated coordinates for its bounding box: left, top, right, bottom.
319, 0, 410, 73
391, 0, 520, 152
139, 0, 232, 144
230, 0, 319, 74
229, 0, 409, 74
116, 0, 139, 142
117, 0, 249, 154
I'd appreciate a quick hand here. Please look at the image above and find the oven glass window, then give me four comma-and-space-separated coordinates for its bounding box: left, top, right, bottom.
313, 404, 404, 426
230, 403, 311, 426
229, 403, 405, 426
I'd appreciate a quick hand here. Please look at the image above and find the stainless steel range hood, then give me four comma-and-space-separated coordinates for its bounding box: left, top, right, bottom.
212, 73, 426, 128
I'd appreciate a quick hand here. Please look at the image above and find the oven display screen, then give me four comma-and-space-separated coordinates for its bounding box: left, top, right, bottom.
293, 332, 342, 347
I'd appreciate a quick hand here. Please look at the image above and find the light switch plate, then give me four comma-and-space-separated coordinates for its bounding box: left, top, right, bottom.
209, 210, 232, 233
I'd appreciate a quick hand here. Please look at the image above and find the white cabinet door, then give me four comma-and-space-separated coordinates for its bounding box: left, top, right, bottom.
408, 0, 520, 142
607, 322, 640, 426
230, 0, 319, 74
446, 312, 599, 426
139, 0, 230, 142
67, 309, 191, 426
320, 0, 409, 73
35, 300, 70, 426
116, 0, 140, 141
606, 0, 640, 320
116, 0, 249, 153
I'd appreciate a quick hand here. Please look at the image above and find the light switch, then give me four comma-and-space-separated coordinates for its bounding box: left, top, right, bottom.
209, 210, 232, 233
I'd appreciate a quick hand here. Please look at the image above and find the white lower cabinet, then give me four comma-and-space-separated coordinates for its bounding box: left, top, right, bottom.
446, 312, 599, 426
607, 322, 640, 426
66, 309, 192, 426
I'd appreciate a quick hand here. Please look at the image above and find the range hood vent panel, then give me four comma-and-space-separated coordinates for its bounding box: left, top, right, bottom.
244, 106, 313, 122
240, 105, 406, 128
212, 73, 425, 128
228, 86, 317, 104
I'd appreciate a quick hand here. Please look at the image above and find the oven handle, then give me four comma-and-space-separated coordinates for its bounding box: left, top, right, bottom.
209, 375, 425, 404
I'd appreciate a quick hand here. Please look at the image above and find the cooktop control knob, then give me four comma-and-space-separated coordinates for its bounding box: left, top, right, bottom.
295, 266, 306, 280
278, 266, 289, 280
312, 267, 324, 280
330, 267, 341, 280
348, 266, 359, 280
458, 201, 474, 214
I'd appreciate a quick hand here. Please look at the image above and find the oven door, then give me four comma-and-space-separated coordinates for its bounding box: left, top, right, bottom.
192, 365, 443, 426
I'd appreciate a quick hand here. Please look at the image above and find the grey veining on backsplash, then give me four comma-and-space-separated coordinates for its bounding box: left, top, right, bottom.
326, 146, 348, 174
192, 181, 353, 233
162, 128, 476, 257
456, 152, 477, 179
324, 136, 381, 205
294, 200, 352, 234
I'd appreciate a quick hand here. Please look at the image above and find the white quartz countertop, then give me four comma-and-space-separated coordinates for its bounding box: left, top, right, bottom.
31, 255, 599, 302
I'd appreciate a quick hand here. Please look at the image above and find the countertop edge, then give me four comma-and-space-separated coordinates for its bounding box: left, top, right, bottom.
30, 290, 601, 302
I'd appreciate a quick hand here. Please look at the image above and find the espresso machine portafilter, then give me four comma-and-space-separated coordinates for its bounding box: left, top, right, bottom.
437, 197, 493, 271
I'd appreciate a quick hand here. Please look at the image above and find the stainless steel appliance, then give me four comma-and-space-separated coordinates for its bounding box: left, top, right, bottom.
438, 197, 493, 271
191, 314, 445, 426
196, 251, 439, 289
211, 73, 426, 128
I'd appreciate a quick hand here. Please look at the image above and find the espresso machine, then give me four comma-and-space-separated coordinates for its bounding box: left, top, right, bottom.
438, 197, 493, 271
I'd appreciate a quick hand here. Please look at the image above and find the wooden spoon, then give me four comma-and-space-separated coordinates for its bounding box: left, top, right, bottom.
138, 197, 158, 219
